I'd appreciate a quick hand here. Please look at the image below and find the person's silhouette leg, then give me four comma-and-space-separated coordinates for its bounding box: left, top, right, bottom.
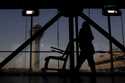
75, 51, 86, 72
87, 55, 96, 83
87, 55, 96, 72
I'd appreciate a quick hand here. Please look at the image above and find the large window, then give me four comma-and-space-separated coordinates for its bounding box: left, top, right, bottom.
0, 9, 125, 72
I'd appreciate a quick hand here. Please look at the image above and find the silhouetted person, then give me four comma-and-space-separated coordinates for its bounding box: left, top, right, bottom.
75, 21, 96, 73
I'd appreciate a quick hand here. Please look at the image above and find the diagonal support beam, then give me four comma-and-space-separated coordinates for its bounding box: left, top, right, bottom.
80, 13, 125, 51
0, 12, 62, 69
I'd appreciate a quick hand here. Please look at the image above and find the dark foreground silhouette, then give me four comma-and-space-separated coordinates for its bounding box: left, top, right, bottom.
74, 21, 96, 83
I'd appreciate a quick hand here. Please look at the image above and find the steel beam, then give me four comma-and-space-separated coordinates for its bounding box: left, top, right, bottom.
80, 13, 125, 51
69, 17, 75, 71
0, 12, 62, 69
75, 16, 79, 66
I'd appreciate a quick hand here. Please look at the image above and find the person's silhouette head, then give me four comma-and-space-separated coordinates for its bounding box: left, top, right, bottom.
82, 21, 89, 28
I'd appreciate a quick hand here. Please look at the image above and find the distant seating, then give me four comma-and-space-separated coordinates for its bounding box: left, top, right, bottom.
42, 42, 71, 72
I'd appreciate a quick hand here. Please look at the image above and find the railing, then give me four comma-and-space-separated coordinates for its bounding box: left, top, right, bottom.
0, 50, 125, 72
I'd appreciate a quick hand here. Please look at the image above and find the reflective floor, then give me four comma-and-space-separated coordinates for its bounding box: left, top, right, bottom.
0, 73, 125, 83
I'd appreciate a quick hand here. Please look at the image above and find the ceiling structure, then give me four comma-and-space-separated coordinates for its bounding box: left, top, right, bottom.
0, 0, 125, 9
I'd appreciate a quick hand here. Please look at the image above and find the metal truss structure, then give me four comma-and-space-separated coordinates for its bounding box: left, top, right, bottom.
0, 7, 125, 72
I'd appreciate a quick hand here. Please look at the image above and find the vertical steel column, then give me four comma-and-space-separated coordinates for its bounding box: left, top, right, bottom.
69, 16, 75, 71
75, 16, 79, 66
107, 16, 113, 72
30, 16, 33, 71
